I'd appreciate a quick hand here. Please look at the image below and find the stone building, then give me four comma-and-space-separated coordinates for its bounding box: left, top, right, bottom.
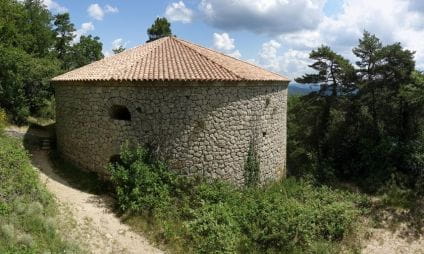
52, 36, 290, 185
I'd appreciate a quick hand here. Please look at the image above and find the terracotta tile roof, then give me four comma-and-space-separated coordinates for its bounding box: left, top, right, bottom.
52, 36, 289, 83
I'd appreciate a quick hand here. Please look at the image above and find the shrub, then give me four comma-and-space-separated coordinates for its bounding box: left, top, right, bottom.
108, 143, 173, 213
0, 108, 7, 132
35, 97, 56, 120
108, 145, 368, 253
187, 203, 240, 253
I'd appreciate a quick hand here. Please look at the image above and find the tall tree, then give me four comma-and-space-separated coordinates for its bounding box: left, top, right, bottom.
352, 31, 383, 129
53, 12, 75, 68
22, 0, 55, 57
296, 46, 356, 97
295, 46, 355, 172
147, 17, 172, 42
70, 35, 103, 69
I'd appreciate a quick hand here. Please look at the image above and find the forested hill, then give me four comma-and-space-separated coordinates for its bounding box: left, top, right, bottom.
288, 84, 320, 95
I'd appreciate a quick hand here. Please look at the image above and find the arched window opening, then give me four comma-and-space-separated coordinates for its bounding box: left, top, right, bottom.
109, 154, 122, 164
109, 105, 131, 121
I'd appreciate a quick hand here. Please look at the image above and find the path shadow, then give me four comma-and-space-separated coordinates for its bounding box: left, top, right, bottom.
21, 122, 112, 197
22, 122, 55, 150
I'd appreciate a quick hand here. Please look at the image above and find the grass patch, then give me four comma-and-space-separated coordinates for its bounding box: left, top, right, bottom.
0, 134, 82, 253
108, 144, 371, 253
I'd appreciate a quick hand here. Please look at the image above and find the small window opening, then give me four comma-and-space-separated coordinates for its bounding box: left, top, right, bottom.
109, 154, 122, 164
109, 105, 131, 121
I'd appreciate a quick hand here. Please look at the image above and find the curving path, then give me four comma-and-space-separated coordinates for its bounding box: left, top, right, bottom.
6, 126, 162, 254
31, 149, 163, 254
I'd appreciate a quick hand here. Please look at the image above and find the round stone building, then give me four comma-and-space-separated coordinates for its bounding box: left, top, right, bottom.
52, 36, 289, 185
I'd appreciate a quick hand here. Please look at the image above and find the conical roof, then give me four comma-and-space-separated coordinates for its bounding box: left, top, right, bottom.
52, 36, 289, 83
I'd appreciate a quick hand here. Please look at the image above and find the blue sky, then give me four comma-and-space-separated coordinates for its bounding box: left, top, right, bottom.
44, 0, 424, 80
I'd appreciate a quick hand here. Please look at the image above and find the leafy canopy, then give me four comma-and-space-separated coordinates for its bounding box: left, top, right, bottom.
147, 17, 172, 42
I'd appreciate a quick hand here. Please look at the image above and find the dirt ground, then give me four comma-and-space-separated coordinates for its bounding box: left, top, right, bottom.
363, 227, 424, 254
31, 150, 163, 254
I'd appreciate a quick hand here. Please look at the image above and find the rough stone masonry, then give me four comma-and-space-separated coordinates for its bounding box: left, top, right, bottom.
55, 81, 288, 185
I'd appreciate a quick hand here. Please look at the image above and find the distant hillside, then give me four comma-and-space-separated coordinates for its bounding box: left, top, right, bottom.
288, 84, 319, 95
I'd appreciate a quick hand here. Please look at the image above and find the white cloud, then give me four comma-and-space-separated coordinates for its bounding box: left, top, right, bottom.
409, 0, 424, 13
228, 50, 242, 59
42, 0, 67, 13
199, 0, 326, 35
312, 0, 424, 68
258, 40, 281, 72
213, 32, 235, 51
87, 3, 118, 21
213, 32, 242, 58
112, 38, 128, 49
165, 1, 193, 23
256, 39, 310, 80
73, 22, 95, 43
105, 4, 119, 13
252, 0, 424, 79
88, 4, 104, 20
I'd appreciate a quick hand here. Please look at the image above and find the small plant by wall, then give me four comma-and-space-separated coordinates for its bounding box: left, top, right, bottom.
244, 140, 260, 187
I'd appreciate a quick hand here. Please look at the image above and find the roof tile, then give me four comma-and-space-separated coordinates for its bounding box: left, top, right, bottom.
52, 36, 289, 83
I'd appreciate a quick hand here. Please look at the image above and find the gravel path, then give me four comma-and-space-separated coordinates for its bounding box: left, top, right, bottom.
363, 226, 424, 254
31, 149, 163, 254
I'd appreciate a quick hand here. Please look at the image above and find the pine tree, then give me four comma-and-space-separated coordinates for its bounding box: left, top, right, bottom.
147, 17, 172, 42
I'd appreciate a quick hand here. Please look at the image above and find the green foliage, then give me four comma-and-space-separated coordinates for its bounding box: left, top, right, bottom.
0, 45, 60, 124
70, 35, 104, 69
108, 143, 174, 213
244, 141, 260, 187
53, 12, 76, 69
290, 31, 423, 193
147, 17, 172, 42
0, 107, 6, 132
113, 46, 126, 54
0, 134, 80, 253
0, 0, 104, 124
108, 145, 368, 253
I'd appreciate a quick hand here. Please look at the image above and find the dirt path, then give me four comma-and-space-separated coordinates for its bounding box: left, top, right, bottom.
363, 227, 424, 254
31, 149, 163, 254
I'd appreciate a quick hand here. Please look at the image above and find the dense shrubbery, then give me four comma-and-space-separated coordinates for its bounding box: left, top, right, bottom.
108, 144, 369, 253
0, 134, 79, 253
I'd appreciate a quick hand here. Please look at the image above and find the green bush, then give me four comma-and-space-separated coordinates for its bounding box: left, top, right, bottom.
0, 134, 80, 253
108, 143, 174, 213
0, 108, 7, 132
108, 145, 369, 253
34, 97, 56, 120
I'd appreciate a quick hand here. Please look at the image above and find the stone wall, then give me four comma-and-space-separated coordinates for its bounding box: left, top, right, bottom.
55, 82, 288, 185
